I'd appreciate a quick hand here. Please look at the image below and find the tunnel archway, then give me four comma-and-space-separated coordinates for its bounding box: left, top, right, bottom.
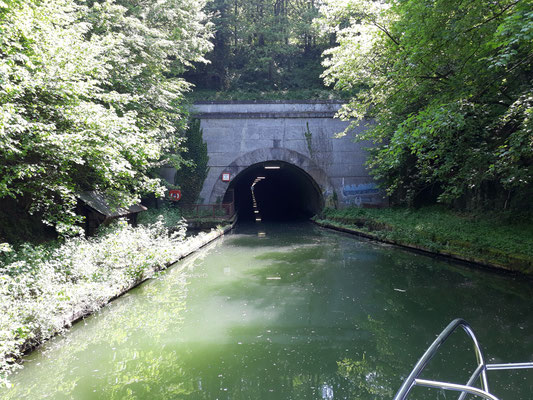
208, 148, 333, 222
224, 161, 324, 221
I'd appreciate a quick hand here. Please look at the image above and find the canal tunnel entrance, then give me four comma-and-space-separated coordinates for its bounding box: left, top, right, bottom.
224, 161, 324, 222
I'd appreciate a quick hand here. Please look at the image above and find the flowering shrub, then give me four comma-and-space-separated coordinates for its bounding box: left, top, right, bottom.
0, 217, 221, 387
0, 0, 212, 235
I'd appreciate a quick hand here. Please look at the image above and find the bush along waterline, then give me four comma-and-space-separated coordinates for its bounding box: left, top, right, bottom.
0, 217, 229, 387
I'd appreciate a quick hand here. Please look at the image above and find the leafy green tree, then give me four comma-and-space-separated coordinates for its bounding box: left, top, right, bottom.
0, 0, 212, 238
186, 0, 329, 93
320, 0, 533, 209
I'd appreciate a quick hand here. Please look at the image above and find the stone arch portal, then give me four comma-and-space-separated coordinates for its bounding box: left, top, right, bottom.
209, 148, 333, 221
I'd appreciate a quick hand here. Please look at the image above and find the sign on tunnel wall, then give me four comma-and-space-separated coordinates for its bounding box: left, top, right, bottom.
169, 190, 182, 201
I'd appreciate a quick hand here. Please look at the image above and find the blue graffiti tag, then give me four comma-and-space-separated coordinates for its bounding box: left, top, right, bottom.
342, 183, 380, 197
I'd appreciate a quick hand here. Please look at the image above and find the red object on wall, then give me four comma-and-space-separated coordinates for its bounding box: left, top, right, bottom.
169, 190, 182, 201
222, 172, 231, 182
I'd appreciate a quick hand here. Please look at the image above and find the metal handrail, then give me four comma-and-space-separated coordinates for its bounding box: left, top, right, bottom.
394, 318, 533, 400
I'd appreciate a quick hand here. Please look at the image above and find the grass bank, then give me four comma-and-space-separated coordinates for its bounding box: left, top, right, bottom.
0, 216, 232, 387
314, 207, 533, 275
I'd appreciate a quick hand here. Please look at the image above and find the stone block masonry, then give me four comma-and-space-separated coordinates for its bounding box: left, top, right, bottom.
174, 101, 387, 208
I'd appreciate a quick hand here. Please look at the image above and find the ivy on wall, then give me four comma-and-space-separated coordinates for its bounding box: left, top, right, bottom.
174, 119, 210, 205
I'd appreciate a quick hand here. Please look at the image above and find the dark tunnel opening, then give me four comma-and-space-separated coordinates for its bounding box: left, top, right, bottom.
223, 161, 324, 222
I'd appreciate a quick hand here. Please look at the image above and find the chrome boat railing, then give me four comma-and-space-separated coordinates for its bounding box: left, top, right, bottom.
394, 318, 533, 400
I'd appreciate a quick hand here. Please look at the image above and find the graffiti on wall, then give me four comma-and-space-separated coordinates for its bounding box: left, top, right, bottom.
342, 183, 380, 196
342, 182, 381, 206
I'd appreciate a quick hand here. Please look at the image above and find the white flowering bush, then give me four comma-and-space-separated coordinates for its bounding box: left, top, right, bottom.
0, 0, 212, 236
0, 217, 223, 387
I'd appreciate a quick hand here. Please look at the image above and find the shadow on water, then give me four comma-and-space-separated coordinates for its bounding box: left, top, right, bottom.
2, 222, 533, 399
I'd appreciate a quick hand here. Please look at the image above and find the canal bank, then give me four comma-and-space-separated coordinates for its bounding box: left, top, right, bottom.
313, 207, 533, 276
64, 223, 236, 324
0, 220, 234, 386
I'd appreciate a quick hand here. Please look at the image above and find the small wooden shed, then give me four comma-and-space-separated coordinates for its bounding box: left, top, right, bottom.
78, 191, 147, 235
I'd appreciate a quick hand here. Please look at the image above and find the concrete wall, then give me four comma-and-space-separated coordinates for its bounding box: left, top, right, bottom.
188, 101, 386, 208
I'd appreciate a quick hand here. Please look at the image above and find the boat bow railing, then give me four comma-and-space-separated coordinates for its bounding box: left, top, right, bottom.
394, 318, 533, 400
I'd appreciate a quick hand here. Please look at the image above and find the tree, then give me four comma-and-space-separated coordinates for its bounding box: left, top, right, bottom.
320, 0, 533, 209
186, 0, 329, 93
0, 0, 212, 238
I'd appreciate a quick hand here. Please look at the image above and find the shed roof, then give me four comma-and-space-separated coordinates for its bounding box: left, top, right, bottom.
78, 191, 147, 218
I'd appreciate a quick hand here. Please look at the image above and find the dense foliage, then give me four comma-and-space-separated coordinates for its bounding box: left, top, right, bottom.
137, 203, 183, 229
174, 119, 209, 204
320, 0, 533, 209
0, 0, 212, 238
185, 0, 333, 95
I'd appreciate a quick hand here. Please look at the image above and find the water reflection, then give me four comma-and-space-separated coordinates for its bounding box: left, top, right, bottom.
2, 222, 533, 399
321, 384, 333, 399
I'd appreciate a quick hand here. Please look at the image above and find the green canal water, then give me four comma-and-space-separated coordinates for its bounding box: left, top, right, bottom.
2, 222, 533, 399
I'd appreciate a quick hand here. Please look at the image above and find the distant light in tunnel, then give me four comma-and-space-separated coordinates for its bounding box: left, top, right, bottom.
264, 165, 280, 170
252, 176, 265, 187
